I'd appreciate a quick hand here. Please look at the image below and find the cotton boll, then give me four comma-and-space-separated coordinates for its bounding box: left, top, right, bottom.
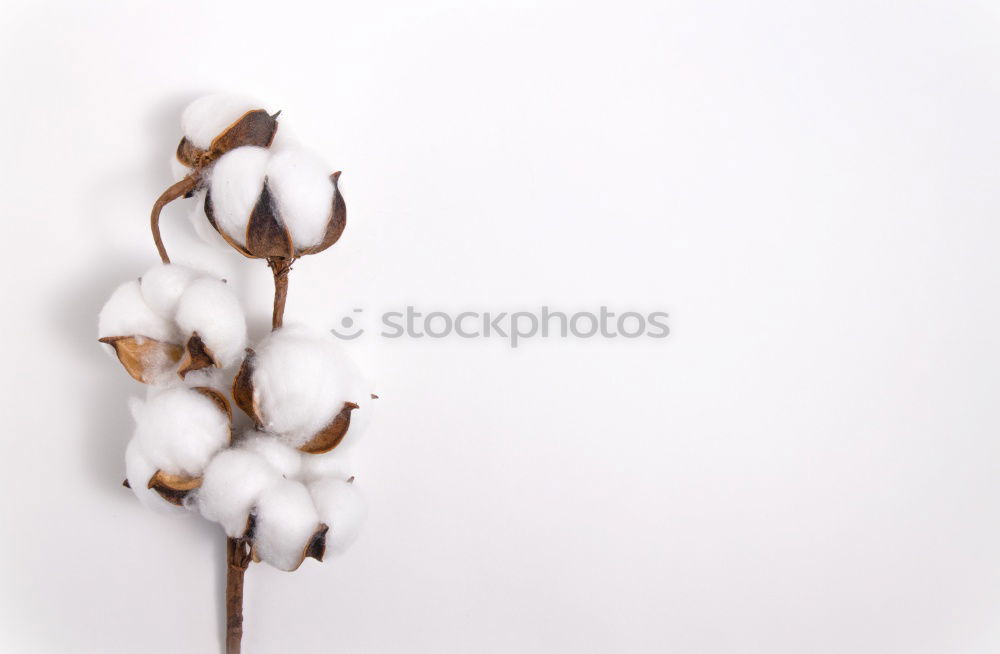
240, 433, 302, 479
250, 324, 364, 447
98, 280, 177, 347
253, 479, 320, 571
139, 263, 200, 320
124, 438, 186, 515
182, 94, 262, 149
198, 448, 281, 537
132, 386, 230, 477
309, 478, 366, 555
266, 147, 334, 249
299, 449, 354, 483
209, 146, 269, 246
174, 278, 247, 368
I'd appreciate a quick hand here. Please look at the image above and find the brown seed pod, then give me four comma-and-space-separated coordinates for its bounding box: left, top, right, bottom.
100, 332, 231, 384
176, 109, 279, 174
299, 402, 360, 454
98, 336, 183, 384
148, 471, 203, 506
231, 349, 262, 424
177, 332, 217, 379
204, 171, 346, 260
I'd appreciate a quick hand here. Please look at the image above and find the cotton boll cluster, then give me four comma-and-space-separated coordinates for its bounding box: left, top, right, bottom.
204, 145, 345, 258
124, 385, 232, 509
131, 386, 231, 477
195, 429, 366, 570
98, 263, 246, 383
235, 324, 373, 451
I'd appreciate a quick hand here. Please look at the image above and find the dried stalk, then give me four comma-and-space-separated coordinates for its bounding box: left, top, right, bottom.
268, 257, 293, 330
225, 256, 293, 653
226, 537, 252, 654
151, 176, 198, 263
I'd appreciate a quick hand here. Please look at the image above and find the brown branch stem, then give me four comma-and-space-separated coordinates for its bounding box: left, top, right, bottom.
268, 257, 293, 330
226, 537, 251, 654
151, 175, 198, 263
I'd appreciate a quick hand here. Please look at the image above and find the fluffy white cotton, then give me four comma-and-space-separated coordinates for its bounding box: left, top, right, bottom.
124, 438, 186, 515
309, 478, 366, 555
139, 263, 200, 320
253, 479, 320, 571
266, 147, 335, 249
209, 146, 269, 246
198, 448, 281, 537
188, 190, 233, 250
240, 433, 302, 479
174, 278, 247, 368
250, 324, 365, 447
299, 449, 354, 483
131, 386, 230, 477
99, 280, 177, 346
182, 94, 262, 149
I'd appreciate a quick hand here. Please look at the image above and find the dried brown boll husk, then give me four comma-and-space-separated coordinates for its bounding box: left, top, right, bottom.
176, 109, 280, 175
98, 336, 184, 384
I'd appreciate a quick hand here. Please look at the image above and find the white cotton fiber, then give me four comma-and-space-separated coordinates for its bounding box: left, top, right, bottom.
240, 432, 302, 479
131, 386, 230, 477
299, 449, 354, 483
253, 479, 320, 571
174, 278, 247, 368
309, 478, 366, 555
209, 146, 270, 246
99, 280, 177, 346
250, 324, 365, 447
198, 448, 281, 537
139, 263, 200, 321
181, 94, 263, 149
124, 438, 186, 515
265, 147, 334, 249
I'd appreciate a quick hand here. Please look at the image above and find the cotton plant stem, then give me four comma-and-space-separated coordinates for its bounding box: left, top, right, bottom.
226, 537, 252, 654
224, 257, 293, 653
150, 175, 198, 264
268, 257, 293, 330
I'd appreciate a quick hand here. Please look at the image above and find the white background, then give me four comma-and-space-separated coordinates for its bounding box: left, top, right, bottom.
1, 1, 999, 652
